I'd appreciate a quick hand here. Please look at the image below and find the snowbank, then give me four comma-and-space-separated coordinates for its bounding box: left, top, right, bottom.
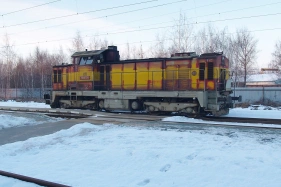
0, 123, 281, 186
0, 100, 50, 108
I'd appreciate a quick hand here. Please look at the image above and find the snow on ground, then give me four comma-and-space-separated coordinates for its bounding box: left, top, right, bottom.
0, 101, 281, 186
247, 73, 279, 82
0, 176, 39, 187
0, 112, 62, 130
0, 100, 50, 108
162, 115, 281, 128
226, 106, 281, 119
0, 114, 42, 130
1, 123, 281, 187
163, 105, 281, 128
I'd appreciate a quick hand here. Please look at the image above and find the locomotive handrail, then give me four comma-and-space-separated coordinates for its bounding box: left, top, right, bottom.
214, 69, 231, 91
52, 69, 214, 91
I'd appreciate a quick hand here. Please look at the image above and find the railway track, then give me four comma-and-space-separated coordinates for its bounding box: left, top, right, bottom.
0, 170, 70, 187
0, 106, 92, 119
0, 106, 280, 129
95, 112, 281, 126
199, 116, 281, 125
168, 119, 281, 130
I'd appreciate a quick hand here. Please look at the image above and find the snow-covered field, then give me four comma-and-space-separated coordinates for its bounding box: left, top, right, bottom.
0, 100, 51, 108
226, 105, 281, 119
0, 113, 62, 130
0, 101, 281, 186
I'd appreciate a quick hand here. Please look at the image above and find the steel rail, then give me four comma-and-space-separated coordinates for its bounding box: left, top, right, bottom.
163, 120, 281, 130
0, 170, 70, 187
0, 107, 92, 118
1, 106, 280, 127
85, 113, 281, 130
201, 116, 281, 125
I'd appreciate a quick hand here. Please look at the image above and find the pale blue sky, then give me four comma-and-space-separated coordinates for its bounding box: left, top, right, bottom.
0, 0, 280, 68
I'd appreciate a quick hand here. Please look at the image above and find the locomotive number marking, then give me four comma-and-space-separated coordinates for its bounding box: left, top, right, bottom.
80, 76, 90, 80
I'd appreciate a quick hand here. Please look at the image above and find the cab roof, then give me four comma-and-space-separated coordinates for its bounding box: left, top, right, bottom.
71, 49, 107, 57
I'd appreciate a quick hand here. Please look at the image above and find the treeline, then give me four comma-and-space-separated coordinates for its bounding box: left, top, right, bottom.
119, 14, 280, 86
0, 41, 68, 99
0, 13, 280, 99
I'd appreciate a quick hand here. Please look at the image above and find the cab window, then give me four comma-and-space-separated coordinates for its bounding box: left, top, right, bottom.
53, 70, 62, 83
79, 56, 93, 65
199, 63, 205, 80
207, 62, 214, 80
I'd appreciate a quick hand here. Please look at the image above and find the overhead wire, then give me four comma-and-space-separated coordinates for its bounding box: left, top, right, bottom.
3, 27, 280, 51
74, 12, 281, 38
1, 1, 281, 50
3, 0, 280, 44
114, 27, 281, 47
39, 0, 187, 29
2, 0, 231, 36
1, 0, 160, 28
1, 0, 61, 16
3, 12, 281, 48
80, 0, 233, 36
96, 1, 281, 39
1, 0, 228, 35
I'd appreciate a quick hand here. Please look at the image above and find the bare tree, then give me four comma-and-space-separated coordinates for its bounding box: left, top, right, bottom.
138, 44, 144, 59
1, 33, 16, 99
121, 42, 132, 60
121, 43, 145, 60
194, 26, 210, 54
168, 13, 194, 54
232, 28, 258, 87
57, 45, 68, 64
88, 36, 109, 50
11, 57, 27, 98
88, 36, 101, 50
0, 60, 5, 99
69, 31, 85, 54
194, 25, 230, 54
100, 38, 109, 49
269, 40, 281, 75
150, 32, 169, 58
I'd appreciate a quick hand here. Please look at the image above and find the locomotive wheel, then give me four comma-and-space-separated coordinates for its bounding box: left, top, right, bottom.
130, 100, 140, 111
60, 102, 70, 109
50, 103, 57, 109
85, 104, 94, 110
92, 103, 98, 110
59, 102, 65, 109
98, 100, 104, 109
145, 105, 155, 114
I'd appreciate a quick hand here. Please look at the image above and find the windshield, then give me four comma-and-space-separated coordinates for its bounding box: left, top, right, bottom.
79, 57, 93, 65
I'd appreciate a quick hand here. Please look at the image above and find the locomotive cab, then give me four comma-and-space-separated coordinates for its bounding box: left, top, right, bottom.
198, 52, 230, 91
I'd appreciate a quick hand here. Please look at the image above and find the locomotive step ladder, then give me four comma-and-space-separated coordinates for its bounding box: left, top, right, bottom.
69, 82, 78, 102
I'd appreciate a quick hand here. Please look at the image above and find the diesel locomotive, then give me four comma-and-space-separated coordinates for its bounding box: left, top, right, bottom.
44, 46, 239, 116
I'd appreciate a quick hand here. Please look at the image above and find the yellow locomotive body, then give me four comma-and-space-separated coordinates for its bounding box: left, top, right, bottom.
46, 46, 236, 116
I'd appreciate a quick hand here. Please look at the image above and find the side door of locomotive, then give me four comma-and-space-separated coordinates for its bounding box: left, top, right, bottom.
196, 58, 208, 90
99, 65, 111, 90
197, 58, 215, 90
218, 56, 228, 91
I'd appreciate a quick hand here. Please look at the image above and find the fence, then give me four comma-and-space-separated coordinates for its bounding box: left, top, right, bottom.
231, 87, 281, 105
1, 87, 280, 105
0, 88, 51, 101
